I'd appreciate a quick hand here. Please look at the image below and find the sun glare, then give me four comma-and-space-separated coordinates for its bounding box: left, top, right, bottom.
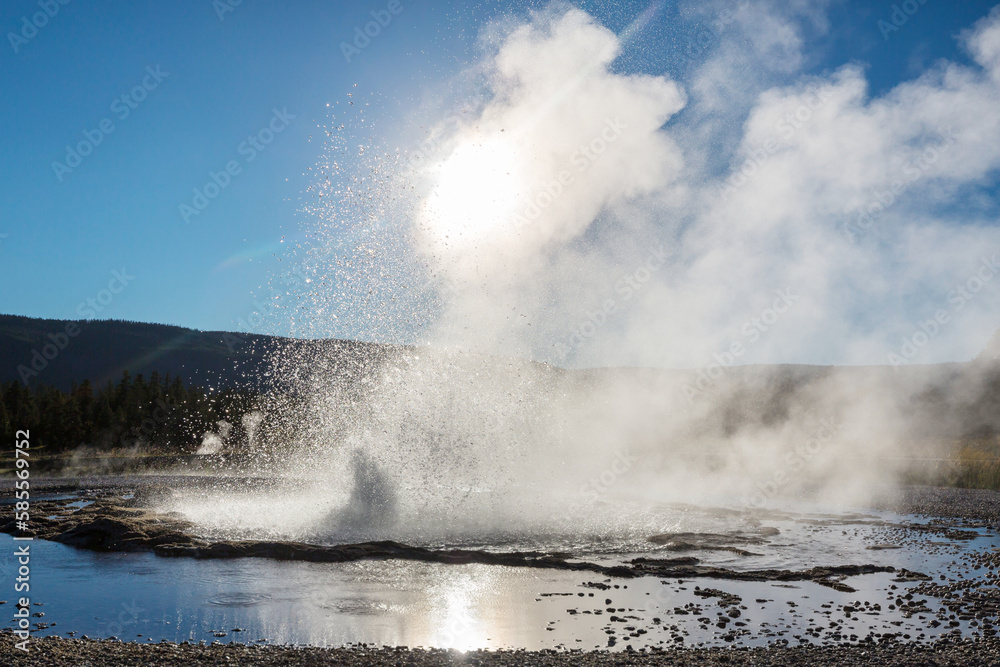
428, 571, 494, 651
420, 134, 526, 249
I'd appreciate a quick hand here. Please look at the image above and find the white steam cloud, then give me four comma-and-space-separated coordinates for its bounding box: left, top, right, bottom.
175, 3, 1000, 543
415, 7, 686, 356
413, 3, 1000, 369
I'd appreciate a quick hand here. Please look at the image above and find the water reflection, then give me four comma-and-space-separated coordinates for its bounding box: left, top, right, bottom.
3, 509, 995, 651
430, 569, 492, 650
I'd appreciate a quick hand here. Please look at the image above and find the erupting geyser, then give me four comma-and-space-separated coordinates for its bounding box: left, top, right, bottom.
169, 4, 1000, 548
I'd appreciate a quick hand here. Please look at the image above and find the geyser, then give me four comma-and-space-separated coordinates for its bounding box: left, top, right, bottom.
170, 4, 1000, 547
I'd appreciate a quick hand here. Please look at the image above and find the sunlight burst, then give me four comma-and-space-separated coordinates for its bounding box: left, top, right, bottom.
420, 134, 526, 249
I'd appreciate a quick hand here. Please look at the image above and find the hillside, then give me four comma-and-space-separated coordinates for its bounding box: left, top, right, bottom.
0, 314, 385, 391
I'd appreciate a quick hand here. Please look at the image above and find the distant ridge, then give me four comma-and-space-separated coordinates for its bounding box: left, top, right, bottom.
0, 314, 383, 391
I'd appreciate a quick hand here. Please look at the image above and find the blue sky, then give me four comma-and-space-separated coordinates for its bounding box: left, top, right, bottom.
2, 0, 999, 364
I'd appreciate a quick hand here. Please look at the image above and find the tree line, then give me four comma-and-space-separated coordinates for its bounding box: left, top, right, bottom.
0, 371, 263, 455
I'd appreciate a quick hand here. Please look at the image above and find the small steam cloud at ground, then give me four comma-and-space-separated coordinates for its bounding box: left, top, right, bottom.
196, 420, 232, 456
241, 411, 263, 450
173, 2, 1000, 544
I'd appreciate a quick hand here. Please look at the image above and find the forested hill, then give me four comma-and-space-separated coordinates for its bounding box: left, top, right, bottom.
0, 314, 382, 391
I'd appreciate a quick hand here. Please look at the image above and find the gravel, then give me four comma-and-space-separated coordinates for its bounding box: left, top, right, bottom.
4, 633, 1000, 666
873, 485, 1000, 527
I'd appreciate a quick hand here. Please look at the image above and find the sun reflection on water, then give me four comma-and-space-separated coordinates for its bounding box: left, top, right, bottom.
427, 568, 500, 651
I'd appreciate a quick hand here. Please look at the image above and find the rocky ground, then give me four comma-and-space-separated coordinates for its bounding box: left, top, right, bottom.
3, 632, 1000, 666
872, 485, 1000, 525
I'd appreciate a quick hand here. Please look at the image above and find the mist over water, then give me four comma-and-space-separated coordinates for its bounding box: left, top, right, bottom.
174, 4, 1000, 547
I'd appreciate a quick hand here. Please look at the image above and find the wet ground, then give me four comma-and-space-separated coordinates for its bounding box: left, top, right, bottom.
1, 476, 998, 655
